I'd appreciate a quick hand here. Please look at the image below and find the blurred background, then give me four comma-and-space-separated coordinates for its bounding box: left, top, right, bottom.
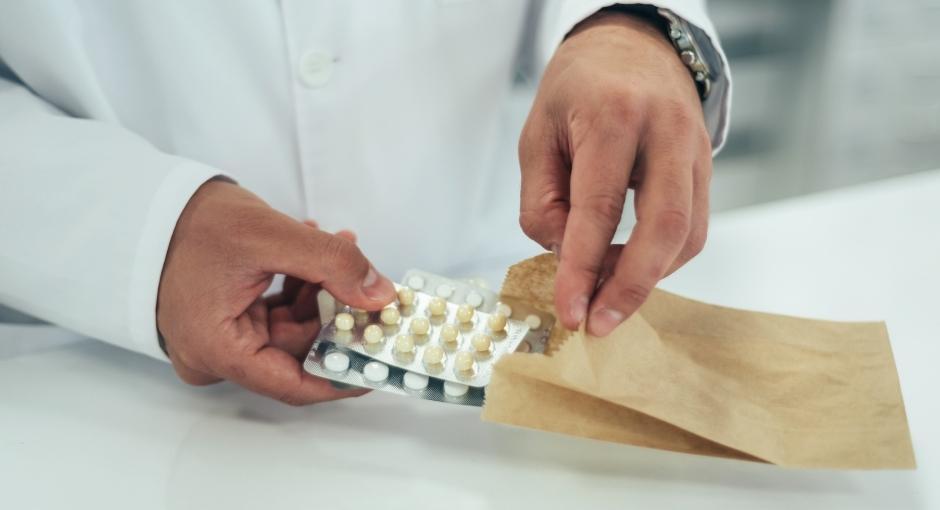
707, 0, 940, 210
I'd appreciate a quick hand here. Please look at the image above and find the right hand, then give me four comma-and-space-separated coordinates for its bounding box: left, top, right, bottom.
156, 180, 397, 405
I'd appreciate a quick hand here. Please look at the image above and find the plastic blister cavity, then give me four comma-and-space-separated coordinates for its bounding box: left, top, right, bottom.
401, 269, 500, 313
304, 340, 485, 406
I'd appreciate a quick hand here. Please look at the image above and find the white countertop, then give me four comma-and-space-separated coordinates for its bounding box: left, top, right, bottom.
2, 170, 938, 509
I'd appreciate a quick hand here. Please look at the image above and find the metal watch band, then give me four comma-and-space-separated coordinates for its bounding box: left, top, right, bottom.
657, 8, 713, 100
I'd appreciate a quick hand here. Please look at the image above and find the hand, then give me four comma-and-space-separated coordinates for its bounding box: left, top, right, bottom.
518, 11, 712, 337
156, 180, 397, 405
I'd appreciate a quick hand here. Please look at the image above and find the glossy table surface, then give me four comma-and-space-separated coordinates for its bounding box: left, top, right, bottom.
2, 170, 938, 509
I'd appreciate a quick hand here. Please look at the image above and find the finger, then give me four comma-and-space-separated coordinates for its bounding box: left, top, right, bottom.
518, 110, 571, 252
303, 219, 319, 229
586, 137, 694, 337
553, 123, 638, 330
335, 229, 357, 244
289, 282, 321, 322
215, 334, 369, 405
257, 218, 396, 311
666, 153, 711, 276
268, 310, 321, 359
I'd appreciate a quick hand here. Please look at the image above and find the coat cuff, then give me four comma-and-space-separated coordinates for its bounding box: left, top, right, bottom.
127, 161, 225, 361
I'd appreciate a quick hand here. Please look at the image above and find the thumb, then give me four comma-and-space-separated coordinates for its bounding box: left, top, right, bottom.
259, 218, 396, 311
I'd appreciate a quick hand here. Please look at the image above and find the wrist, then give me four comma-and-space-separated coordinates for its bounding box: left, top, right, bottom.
557, 7, 699, 105
568, 6, 669, 46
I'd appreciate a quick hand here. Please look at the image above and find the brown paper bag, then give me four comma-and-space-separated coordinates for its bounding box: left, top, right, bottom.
481, 254, 915, 469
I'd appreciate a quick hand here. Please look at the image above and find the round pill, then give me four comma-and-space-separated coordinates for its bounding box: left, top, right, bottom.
423, 344, 445, 365
380, 307, 400, 325
363, 324, 384, 344
334, 312, 354, 331
465, 291, 484, 308
525, 314, 543, 330
440, 323, 459, 344
363, 361, 389, 383
487, 313, 508, 332
465, 277, 489, 289
397, 287, 416, 307
497, 303, 513, 317
456, 304, 474, 323
407, 275, 425, 290
403, 371, 430, 391
454, 351, 475, 372
471, 333, 492, 352
428, 297, 447, 316
394, 334, 415, 354
436, 283, 454, 298
444, 381, 469, 397
323, 351, 350, 372
410, 317, 430, 335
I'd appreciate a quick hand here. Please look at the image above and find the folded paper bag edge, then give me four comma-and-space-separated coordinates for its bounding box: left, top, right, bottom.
482, 354, 772, 464
486, 253, 916, 470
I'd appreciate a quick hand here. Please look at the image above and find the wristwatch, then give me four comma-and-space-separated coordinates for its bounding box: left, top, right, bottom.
657, 8, 714, 100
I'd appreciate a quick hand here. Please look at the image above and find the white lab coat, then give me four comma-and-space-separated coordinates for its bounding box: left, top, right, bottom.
0, 0, 729, 360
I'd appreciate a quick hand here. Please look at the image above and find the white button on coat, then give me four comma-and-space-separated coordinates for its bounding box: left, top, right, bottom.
298, 49, 334, 88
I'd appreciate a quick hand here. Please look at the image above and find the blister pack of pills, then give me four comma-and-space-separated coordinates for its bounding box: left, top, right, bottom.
320, 284, 528, 387
304, 340, 485, 406
303, 269, 556, 405
400, 269, 554, 354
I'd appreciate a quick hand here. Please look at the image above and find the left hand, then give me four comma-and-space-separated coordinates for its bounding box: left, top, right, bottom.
518, 10, 713, 337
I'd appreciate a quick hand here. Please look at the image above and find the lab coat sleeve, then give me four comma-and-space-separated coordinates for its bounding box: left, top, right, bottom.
537, 0, 732, 153
0, 76, 222, 360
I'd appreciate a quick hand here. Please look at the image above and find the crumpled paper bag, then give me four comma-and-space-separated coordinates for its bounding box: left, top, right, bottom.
481, 254, 915, 469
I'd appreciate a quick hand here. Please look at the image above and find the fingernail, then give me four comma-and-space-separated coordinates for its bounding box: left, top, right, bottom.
570, 295, 589, 325
589, 308, 626, 337
361, 267, 388, 301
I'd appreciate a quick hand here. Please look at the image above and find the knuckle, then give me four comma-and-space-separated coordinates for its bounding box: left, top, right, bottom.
564, 253, 604, 281
520, 192, 568, 242
659, 96, 699, 131
599, 88, 641, 123
654, 207, 691, 241
686, 225, 708, 257
518, 124, 536, 165
616, 281, 653, 308
518, 209, 541, 239
576, 189, 626, 222
319, 235, 365, 274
